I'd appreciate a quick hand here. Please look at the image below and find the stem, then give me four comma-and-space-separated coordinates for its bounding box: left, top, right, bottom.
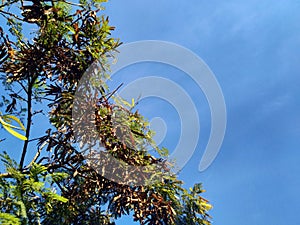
25, 140, 48, 170
0, 0, 19, 9
0, 9, 24, 21
0, 173, 12, 178
62, 0, 84, 7
19, 77, 35, 169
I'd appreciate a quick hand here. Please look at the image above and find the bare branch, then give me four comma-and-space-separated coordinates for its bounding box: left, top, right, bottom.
0, 0, 19, 9
61, 0, 84, 7
0, 173, 12, 178
25, 140, 49, 169
0, 9, 24, 21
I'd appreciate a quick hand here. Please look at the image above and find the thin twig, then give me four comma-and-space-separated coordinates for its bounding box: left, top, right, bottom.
0, 9, 24, 21
17, 81, 28, 94
0, 173, 12, 178
25, 140, 49, 169
54, 0, 83, 7
38, 97, 54, 101
0, 0, 19, 9
106, 83, 123, 100
28, 137, 41, 142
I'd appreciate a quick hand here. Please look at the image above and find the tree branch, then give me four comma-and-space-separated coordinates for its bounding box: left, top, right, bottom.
24, 140, 48, 170
0, 173, 12, 178
19, 76, 36, 169
0, 9, 24, 21
61, 0, 84, 7
0, 0, 19, 9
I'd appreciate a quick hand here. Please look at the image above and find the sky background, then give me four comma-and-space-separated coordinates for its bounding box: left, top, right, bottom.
0, 0, 299, 225
103, 0, 300, 224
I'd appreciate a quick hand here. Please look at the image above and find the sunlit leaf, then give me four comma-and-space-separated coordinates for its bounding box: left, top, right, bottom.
1, 115, 26, 130
1, 124, 27, 140
0, 213, 21, 225
0, 114, 27, 140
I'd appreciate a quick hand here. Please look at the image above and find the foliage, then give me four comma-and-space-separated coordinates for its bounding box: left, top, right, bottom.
0, 152, 68, 224
0, 0, 212, 224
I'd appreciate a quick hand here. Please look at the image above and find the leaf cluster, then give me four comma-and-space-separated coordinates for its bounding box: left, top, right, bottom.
0, 152, 68, 225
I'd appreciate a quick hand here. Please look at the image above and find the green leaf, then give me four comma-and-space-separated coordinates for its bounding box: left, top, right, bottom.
1, 124, 27, 140
50, 172, 69, 182
65, 25, 75, 34
0, 213, 21, 225
46, 192, 68, 203
201, 201, 213, 211
15, 201, 27, 219
0, 114, 27, 140
30, 163, 47, 176
0, 115, 24, 130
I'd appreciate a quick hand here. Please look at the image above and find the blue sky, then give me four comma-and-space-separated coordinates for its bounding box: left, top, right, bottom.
104, 0, 300, 224
1, 0, 300, 224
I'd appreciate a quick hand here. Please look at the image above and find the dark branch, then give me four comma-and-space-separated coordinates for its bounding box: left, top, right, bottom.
0, 9, 24, 21
19, 75, 37, 169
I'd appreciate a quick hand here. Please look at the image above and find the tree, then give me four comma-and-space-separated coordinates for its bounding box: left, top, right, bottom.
0, 1, 212, 224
